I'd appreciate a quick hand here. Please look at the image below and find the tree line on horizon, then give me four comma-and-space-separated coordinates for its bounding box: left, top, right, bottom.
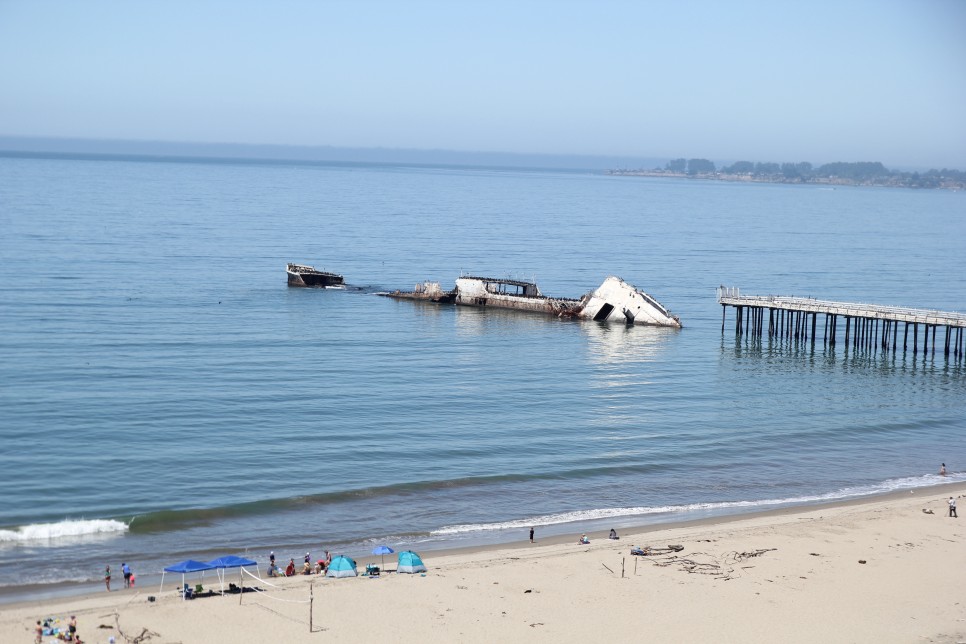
660, 158, 965, 188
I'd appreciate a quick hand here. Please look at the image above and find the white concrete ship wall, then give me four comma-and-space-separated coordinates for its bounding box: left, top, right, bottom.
580, 276, 681, 328
454, 277, 553, 313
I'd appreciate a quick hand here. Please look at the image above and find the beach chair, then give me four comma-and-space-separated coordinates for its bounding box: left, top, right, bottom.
182, 584, 194, 599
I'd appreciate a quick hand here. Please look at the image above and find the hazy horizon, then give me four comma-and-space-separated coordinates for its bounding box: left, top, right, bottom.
1, 1, 964, 168
2, 134, 964, 174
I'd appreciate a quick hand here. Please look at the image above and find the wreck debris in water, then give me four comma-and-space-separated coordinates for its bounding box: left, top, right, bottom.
385, 281, 456, 304
382, 275, 681, 328
286, 263, 345, 288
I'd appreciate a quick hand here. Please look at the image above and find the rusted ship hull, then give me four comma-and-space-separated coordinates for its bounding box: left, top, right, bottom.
384, 281, 456, 304
286, 263, 345, 288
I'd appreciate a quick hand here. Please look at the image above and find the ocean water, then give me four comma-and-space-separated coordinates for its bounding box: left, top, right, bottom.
1, 155, 964, 595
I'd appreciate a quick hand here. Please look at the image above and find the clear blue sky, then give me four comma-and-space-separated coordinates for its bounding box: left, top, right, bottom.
1, 0, 964, 168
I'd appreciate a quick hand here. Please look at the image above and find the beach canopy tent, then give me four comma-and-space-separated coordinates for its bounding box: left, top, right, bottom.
207, 555, 258, 594
208, 555, 257, 568
160, 559, 216, 600
325, 555, 357, 578
397, 551, 426, 574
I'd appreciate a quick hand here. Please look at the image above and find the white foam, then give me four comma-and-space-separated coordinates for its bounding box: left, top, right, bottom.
432, 472, 965, 536
0, 519, 129, 543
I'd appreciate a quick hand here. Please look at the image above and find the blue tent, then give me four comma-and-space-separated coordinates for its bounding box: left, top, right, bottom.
160, 560, 216, 600
164, 559, 216, 573
207, 555, 258, 594
325, 555, 357, 578
207, 555, 257, 568
397, 551, 426, 574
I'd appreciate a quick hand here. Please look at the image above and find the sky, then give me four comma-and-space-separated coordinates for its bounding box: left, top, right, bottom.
1, 0, 964, 168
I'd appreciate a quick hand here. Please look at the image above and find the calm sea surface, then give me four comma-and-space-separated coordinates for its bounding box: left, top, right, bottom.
1, 155, 964, 595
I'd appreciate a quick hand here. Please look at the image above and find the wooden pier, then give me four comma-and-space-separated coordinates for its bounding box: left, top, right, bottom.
717, 287, 966, 359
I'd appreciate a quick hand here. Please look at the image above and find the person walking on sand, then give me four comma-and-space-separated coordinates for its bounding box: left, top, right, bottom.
940, 463, 946, 476
529, 527, 534, 543
122, 562, 132, 588
949, 497, 957, 518
104, 564, 111, 591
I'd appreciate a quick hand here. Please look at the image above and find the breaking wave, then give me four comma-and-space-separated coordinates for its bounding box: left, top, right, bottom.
0, 519, 129, 543
433, 472, 965, 535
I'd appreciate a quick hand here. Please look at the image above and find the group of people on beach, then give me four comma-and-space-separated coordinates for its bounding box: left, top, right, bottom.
528, 527, 621, 545
267, 549, 332, 577
102, 562, 135, 592
577, 530, 618, 544
35, 615, 79, 644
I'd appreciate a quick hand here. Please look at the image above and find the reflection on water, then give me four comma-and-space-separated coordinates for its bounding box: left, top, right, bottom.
453, 304, 574, 337
724, 335, 966, 377
582, 321, 677, 366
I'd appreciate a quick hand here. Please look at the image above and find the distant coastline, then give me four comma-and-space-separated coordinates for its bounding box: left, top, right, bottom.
609, 159, 965, 190
2, 136, 963, 188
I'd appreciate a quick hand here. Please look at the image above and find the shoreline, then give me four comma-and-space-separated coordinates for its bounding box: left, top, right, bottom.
3, 481, 965, 642
3, 480, 964, 608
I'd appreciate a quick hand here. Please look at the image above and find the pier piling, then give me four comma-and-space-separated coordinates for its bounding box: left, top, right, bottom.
717, 287, 966, 362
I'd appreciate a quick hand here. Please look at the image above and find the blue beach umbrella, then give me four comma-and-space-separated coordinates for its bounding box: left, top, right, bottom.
372, 545, 394, 570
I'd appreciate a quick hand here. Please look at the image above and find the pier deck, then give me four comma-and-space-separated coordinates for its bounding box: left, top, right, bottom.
717, 287, 966, 359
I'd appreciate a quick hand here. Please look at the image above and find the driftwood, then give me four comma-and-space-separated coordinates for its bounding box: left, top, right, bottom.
630, 544, 685, 556
113, 611, 161, 644
636, 547, 776, 580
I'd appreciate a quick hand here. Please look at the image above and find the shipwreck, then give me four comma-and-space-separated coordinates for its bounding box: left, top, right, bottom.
286, 263, 345, 288
383, 275, 681, 328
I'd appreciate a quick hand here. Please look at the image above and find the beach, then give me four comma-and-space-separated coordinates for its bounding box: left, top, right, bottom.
4, 485, 964, 644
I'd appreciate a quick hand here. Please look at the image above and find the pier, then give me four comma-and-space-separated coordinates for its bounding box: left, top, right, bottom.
717, 287, 966, 360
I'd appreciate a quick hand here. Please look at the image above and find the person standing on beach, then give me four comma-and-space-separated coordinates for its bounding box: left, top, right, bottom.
940, 463, 946, 476
68, 615, 77, 641
104, 564, 111, 591
949, 497, 957, 518
529, 527, 534, 543
122, 562, 132, 588
270, 551, 275, 566
35, 620, 43, 644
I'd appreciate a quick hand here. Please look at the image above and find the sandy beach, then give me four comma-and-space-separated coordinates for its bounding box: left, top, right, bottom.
4, 485, 965, 644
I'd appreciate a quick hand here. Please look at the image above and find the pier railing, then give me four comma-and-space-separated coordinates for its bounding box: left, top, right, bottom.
716, 287, 966, 359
